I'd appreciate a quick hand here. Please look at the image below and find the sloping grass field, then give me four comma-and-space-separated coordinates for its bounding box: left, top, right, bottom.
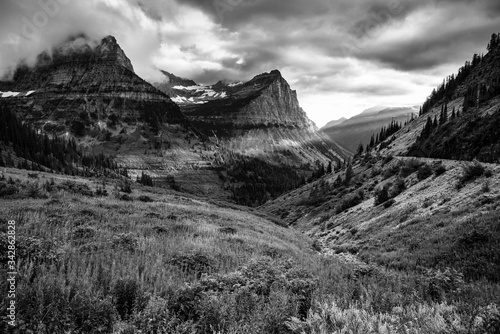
1, 167, 499, 333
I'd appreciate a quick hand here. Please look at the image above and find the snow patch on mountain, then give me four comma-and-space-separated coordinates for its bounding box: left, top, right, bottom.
0, 90, 36, 98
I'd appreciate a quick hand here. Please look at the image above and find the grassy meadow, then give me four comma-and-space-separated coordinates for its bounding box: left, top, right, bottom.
1, 167, 499, 333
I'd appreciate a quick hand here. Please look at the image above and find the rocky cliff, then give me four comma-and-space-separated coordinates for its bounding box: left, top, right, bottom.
0, 35, 184, 136
179, 70, 349, 164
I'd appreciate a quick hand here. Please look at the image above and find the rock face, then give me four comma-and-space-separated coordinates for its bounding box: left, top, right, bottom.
178, 70, 349, 164
0, 35, 184, 135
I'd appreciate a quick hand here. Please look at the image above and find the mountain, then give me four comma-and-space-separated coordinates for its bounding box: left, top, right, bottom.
320, 117, 347, 130
321, 106, 418, 153
377, 36, 500, 162
0, 35, 226, 198
0, 35, 185, 137
175, 69, 350, 166
0, 36, 348, 206
153, 71, 239, 106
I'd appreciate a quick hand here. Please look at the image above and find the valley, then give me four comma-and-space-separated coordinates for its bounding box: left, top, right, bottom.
1, 30, 500, 334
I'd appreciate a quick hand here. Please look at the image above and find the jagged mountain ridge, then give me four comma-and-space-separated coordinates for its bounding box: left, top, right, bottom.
153, 70, 242, 106
321, 106, 418, 153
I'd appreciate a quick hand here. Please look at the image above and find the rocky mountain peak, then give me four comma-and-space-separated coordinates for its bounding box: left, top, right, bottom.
159, 70, 197, 87
33, 35, 134, 73
95, 35, 134, 72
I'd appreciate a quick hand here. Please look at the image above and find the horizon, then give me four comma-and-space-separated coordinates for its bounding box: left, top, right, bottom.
1, 0, 499, 127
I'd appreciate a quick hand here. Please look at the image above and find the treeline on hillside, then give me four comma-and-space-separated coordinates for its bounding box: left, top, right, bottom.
409, 106, 500, 162
218, 153, 306, 207
420, 33, 500, 115
357, 119, 407, 155
0, 103, 126, 177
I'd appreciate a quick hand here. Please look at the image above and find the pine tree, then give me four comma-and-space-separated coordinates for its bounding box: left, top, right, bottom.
356, 143, 364, 157
344, 162, 353, 185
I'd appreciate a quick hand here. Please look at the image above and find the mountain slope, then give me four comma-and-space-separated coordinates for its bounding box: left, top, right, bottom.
321, 106, 417, 153
378, 38, 500, 162
261, 155, 500, 281
177, 70, 349, 166
320, 117, 347, 130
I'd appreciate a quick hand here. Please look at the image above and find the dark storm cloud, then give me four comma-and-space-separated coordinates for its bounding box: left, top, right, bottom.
181, 0, 336, 26
355, 24, 498, 71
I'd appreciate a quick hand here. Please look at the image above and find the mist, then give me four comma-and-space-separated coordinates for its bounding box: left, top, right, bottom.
0, 0, 171, 81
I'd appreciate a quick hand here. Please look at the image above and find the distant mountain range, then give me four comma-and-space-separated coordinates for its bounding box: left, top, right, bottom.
320, 106, 418, 153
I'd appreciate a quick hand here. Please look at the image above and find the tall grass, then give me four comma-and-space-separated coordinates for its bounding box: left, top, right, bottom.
1, 175, 499, 333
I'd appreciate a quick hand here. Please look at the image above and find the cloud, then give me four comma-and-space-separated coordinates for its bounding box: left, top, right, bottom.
0, 0, 499, 125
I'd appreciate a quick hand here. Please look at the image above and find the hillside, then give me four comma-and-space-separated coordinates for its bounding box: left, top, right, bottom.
261, 37, 500, 283
321, 106, 418, 153
320, 117, 346, 130
2, 167, 499, 333
262, 155, 500, 281
378, 37, 500, 162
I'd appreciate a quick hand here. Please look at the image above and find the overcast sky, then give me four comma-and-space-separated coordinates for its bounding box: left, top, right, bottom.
1, 0, 499, 127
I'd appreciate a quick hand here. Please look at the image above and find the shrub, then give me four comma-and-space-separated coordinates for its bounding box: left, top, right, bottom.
134, 297, 196, 334
10, 236, 62, 264
417, 163, 433, 180
335, 190, 364, 214
382, 164, 400, 180
482, 181, 491, 193
219, 226, 237, 235
0, 180, 19, 197
71, 227, 97, 244
112, 233, 138, 252
383, 155, 393, 164
383, 199, 396, 208
169, 252, 215, 278
59, 181, 94, 197
457, 160, 485, 189
119, 179, 132, 193
95, 186, 108, 197
399, 158, 422, 177
389, 178, 406, 198
167, 257, 316, 328
112, 279, 142, 320
374, 186, 389, 206
70, 295, 117, 333
137, 195, 154, 202
118, 194, 133, 201
485, 169, 493, 178
434, 164, 447, 176
422, 268, 464, 302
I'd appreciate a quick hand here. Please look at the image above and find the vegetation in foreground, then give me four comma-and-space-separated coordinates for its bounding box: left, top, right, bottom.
0, 170, 499, 333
